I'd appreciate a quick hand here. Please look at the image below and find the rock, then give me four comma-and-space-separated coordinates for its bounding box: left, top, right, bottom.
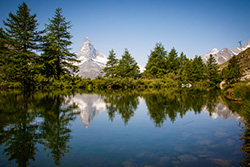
209, 158, 230, 166
226, 139, 235, 146
122, 161, 136, 167
215, 131, 229, 138
196, 140, 213, 145
178, 154, 198, 162
159, 156, 170, 166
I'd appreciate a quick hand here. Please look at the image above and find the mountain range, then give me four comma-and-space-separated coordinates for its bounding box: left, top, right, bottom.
74, 37, 250, 79
201, 39, 250, 64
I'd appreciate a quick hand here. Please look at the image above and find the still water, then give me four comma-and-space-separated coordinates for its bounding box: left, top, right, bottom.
0, 89, 247, 166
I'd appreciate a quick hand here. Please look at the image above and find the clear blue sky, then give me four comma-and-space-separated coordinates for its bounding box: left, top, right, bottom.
1, 0, 250, 66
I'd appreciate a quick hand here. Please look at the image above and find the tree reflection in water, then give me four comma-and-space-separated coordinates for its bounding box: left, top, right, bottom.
240, 100, 250, 167
0, 90, 78, 166
142, 89, 218, 127
0, 89, 249, 166
103, 90, 139, 125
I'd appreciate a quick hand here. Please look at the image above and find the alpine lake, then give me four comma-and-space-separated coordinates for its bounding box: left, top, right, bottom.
0, 88, 249, 167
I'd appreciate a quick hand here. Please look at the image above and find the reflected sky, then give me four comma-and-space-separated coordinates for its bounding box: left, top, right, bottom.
0, 89, 246, 167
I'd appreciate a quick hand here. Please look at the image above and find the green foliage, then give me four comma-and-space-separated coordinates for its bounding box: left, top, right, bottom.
2, 2, 42, 87
102, 49, 118, 78
166, 47, 179, 73
223, 55, 242, 84
232, 83, 250, 100
116, 48, 140, 78
206, 54, 219, 85
144, 43, 167, 78
41, 8, 79, 80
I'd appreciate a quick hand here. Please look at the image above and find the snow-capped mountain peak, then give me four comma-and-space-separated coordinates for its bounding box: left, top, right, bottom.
75, 37, 108, 79
201, 39, 250, 64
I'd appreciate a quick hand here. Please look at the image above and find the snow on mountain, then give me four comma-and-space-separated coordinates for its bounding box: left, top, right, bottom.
74, 37, 146, 78
201, 39, 250, 64
202, 103, 242, 121
74, 37, 108, 79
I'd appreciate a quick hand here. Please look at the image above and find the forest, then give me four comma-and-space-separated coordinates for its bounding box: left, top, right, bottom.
0, 2, 245, 90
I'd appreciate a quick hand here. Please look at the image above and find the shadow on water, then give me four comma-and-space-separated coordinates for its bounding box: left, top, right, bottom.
0, 88, 249, 166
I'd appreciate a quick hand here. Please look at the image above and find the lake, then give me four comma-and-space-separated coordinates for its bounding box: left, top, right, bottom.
0, 89, 248, 167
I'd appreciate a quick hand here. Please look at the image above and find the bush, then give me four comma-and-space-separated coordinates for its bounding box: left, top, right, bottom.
233, 83, 250, 100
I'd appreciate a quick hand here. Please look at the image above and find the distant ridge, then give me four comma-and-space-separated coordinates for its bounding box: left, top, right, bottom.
201, 39, 250, 65
219, 47, 250, 81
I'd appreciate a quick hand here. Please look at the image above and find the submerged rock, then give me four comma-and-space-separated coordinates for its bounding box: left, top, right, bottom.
122, 161, 136, 167
178, 154, 198, 162
209, 158, 230, 166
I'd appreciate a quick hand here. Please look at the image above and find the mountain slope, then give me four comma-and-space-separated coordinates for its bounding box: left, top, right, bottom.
219, 47, 250, 81
202, 39, 250, 65
75, 37, 107, 79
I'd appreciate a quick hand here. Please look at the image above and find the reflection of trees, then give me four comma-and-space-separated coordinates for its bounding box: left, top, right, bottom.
103, 90, 139, 125
0, 91, 78, 166
204, 89, 221, 115
0, 92, 40, 167
240, 101, 250, 167
143, 89, 209, 127
37, 93, 78, 166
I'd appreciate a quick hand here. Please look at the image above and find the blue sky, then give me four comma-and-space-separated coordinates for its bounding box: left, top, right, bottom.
1, 0, 250, 66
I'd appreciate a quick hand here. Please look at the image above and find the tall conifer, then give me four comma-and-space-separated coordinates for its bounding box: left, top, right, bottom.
3, 2, 41, 87
117, 48, 140, 78
41, 8, 79, 80
103, 49, 118, 78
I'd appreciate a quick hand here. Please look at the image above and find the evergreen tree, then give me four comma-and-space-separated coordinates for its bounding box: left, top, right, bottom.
144, 43, 167, 78
206, 54, 219, 85
166, 47, 178, 73
224, 55, 242, 84
191, 56, 206, 81
103, 49, 118, 78
3, 2, 42, 87
41, 8, 79, 80
181, 59, 193, 82
117, 48, 140, 78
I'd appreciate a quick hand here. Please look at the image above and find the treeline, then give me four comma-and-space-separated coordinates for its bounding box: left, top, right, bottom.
102, 43, 221, 88
0, 3, 243, 89
0, 2, 79, 88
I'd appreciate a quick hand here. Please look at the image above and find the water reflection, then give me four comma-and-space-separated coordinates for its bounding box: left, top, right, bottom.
0, 91, 78, 166
0, 89, 248, 166
240, 100, 250, 167
103, 90, 139, 125
69, 94, 106, 128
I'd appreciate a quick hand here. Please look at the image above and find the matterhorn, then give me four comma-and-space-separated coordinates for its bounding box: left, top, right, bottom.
74, 37, 108, 79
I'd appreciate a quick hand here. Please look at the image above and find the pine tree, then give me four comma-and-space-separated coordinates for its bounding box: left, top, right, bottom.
41, 8, 79, 80
166, 47, 178, 73
181, 59, 193, 81
144, 43, 167, 78
224, 55, 242, 84
3, 2, 42, 87
191, 56, 206, 81
206, 54, 219, 85
117, 48, 140, 78
103, 49, 118, 78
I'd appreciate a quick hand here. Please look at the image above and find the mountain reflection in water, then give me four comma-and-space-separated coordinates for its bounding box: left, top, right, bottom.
0, 89, 248, 167
70, 91, 243, 128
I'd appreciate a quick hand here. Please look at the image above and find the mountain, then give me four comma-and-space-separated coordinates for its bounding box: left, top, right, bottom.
75, 37, 108, 79
219, 47, 250, 81
201, 39, 250, 64
202, 103, 242, 121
